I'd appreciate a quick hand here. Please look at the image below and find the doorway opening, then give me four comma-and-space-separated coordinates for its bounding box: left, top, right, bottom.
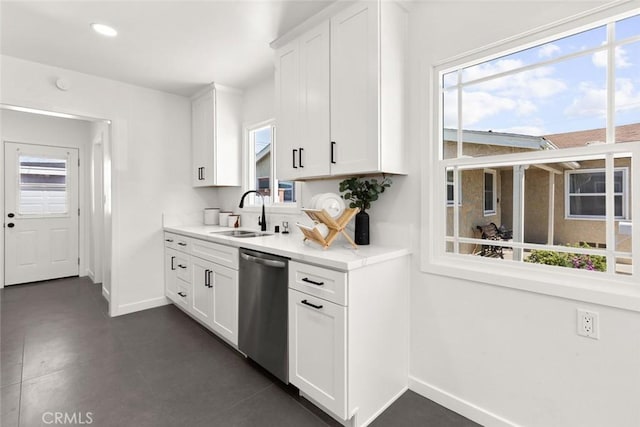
1, 105, 111, 310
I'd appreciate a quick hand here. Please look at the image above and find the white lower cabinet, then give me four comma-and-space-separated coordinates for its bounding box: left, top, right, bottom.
288, 257, 409, 427
289, 289, 347, 418
164, 233, 239, 346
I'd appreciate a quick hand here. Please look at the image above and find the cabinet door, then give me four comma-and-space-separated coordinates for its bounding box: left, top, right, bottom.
275, 40, 301, 181
192, 89, 215, 187
298, 21, 331, 179
211, 264, 239, 345
289, 289, 347, 419
330, 1, 380, 175
165, 248, 179, 303
191, 257, 215, 325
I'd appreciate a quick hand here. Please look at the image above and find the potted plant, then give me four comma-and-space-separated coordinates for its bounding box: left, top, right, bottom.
338, 176, 392, 245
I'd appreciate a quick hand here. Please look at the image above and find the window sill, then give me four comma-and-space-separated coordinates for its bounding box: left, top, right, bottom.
422, 255, 640, 312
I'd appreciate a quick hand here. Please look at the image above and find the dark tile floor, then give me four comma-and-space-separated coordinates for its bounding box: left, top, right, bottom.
1, 277, 480, 427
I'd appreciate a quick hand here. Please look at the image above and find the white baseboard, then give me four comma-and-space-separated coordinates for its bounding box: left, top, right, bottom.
87, 269, 96, 283
408, 375, 520, 427
101, 285, 110, 302
113, 296, 169, 316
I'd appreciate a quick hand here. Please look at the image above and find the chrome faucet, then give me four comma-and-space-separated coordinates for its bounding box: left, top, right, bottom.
239, 190, 267, 232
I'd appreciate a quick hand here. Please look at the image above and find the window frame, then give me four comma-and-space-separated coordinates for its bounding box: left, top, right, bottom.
242, 119, 301, 212
422, 6, 640, 312
565, 167, 629, 220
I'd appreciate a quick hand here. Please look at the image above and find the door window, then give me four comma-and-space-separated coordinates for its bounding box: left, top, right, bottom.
18, 154, 68, 215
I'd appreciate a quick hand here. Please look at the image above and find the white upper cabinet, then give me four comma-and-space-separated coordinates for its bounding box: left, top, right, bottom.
276, 22, 331, 180
274, 1, 407, 181
191, 83, 242, 187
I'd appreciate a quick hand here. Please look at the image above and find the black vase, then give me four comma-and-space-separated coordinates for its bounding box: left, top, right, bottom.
354, 211, 370, 245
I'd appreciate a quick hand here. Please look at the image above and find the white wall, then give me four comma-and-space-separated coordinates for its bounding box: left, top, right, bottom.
0, 109, 92, 287
1, 56, 218, 315
408, 2, 640, 427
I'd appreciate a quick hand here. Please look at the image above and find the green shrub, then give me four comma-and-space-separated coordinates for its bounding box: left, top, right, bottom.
525, 243, 606, 272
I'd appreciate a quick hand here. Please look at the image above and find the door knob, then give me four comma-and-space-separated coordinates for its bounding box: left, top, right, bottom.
7, 213, 15, 218
7, 223, 15, 228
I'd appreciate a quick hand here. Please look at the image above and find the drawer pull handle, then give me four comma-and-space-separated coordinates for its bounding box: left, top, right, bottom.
301, 299, 323, 310
165, 239, 174, 243
205, 269, 213, 288
171, 256, 176, 270
301, 277, 324, 286
178, 264, 187, 269
177, 292, 187, 297
177, 242, 187, 247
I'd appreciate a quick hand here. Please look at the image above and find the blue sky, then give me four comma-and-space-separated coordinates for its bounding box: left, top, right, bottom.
443, 14, 640, 137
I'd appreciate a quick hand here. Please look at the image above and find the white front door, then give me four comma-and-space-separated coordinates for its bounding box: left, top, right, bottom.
4, 142, 79, 285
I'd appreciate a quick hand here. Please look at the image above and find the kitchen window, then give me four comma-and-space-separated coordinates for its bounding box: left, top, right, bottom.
427, 9, 640, 303
244, 120, 299, 208
566, 168, 628, 219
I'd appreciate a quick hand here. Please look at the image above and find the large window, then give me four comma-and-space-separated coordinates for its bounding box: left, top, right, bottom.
434, 11, 639, 283
245, 121, 297, 206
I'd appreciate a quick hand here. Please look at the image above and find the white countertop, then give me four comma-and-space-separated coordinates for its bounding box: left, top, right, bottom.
164, 225, 410, 271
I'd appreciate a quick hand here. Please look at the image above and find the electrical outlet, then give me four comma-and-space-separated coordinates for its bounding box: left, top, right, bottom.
577, 309, 599, 339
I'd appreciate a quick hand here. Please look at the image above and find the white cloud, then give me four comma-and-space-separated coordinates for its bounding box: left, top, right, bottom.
463, 58, 524, 82
615, 78, 640, 112
564, 78, 640, 118
538, 44, 561, 59
564, 82, 606, 118
591, 46, 631, 68
470, 65, 566, 99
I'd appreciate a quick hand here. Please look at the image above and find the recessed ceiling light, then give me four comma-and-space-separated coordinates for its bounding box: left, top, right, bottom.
91, 23, 118, 37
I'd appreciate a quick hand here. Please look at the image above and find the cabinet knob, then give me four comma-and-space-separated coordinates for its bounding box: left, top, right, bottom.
165, 239, 174, 243
177, 292, 187, 297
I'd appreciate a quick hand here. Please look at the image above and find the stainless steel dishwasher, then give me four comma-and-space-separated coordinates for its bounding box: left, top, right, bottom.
238, 248, 289, 383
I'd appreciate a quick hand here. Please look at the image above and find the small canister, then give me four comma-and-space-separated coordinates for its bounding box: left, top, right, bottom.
219, 211, 232, 227
204, 208, 220, 225
228, 214, 240, 228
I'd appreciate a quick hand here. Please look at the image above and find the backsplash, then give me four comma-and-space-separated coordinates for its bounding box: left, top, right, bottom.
171, 176, 413, 249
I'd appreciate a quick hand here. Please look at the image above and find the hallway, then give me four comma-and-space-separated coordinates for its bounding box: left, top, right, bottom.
1, 277, 479, 427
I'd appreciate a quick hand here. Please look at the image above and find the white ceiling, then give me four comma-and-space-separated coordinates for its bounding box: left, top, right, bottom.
0, 1, 334, 97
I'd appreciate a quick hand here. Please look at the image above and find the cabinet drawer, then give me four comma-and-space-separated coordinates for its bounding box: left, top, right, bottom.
174, 279, 192, 310
165, 232, 190, 252
191, 239, 238, 270
164, 232, 179, 250
174, 254, 190, 282
289, 261, 347, 306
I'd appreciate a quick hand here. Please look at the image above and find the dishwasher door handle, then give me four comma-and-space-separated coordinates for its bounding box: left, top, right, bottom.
241, 252, 287, 268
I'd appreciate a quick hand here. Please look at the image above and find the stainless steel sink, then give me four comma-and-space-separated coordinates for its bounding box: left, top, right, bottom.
211, 230, 272, 238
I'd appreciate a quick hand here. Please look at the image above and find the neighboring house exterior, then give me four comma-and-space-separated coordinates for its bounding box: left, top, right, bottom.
446, 123, 637, 256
